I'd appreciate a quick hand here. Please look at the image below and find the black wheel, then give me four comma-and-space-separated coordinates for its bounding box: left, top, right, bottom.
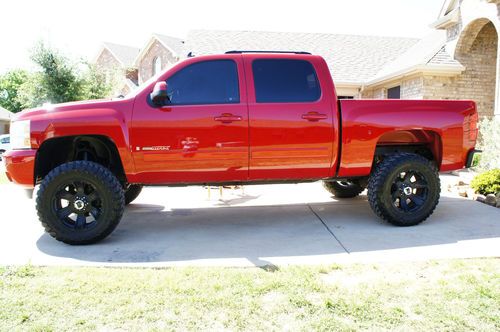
368, 153, 440, 227
125, 184, 143, 205
323, 180, 365, 198
0, 150, 5, 161
36, 161, 125, 245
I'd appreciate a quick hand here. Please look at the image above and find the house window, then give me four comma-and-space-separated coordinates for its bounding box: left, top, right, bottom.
153, 56, 162, 76
387, 86, 401, 99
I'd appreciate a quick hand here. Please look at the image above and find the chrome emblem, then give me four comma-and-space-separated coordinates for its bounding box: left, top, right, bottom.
403, 187, 413, 196
139, 146, 170, 151
74, 200, 85, 210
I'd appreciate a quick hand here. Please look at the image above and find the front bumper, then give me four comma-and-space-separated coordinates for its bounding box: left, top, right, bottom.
3, 149, 37, 188
465, 149, 482, 168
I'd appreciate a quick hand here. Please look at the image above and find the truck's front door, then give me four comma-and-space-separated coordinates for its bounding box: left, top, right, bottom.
243, 55, 337, 180
130, 56, 249, 184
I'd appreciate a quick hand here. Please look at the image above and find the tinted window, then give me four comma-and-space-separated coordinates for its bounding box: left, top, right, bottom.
252, 59, 321, 103
166, 60, 239, 105
1, 137, 9, 144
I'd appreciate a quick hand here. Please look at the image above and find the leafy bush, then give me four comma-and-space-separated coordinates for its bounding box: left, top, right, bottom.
471, 169, 500, 195
477, 117, 500, 170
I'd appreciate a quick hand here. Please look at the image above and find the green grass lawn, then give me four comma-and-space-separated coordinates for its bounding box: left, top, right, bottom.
1, 259, 498, 331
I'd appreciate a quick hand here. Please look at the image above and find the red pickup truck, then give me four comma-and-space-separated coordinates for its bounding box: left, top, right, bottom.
4, 51, 479, 244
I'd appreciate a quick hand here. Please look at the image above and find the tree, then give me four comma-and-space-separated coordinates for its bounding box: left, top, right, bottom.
5, 42, 117, 112
0, 69, 31, 113
29, 41, 84, 104
81, 63, 118, 100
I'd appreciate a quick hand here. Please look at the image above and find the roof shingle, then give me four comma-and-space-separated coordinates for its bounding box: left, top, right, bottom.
102, 42, 140, 67
183, 30, 419, 83
153, 34, 185, 56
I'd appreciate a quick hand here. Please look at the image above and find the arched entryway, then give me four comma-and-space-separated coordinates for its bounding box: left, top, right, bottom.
455, 19, 498, 118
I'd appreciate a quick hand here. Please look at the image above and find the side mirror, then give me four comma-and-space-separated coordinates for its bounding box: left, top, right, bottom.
150, 81, 169, 107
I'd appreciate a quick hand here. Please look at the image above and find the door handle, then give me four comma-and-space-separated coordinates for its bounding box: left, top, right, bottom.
214, 113, 242, 123
302, 112, 327, 121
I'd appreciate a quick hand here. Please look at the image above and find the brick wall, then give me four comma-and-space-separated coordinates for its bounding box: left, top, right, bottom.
426, 22, 498, 117
95, 49, 121, 72
401, 77, 424, 99
96, 48, 139, 94
361, 88, 386, 99
138, 40, 178, 84
361, 22, 497, 117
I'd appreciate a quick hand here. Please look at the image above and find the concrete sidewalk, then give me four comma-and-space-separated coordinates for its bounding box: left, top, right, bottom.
0, 179, 499, 267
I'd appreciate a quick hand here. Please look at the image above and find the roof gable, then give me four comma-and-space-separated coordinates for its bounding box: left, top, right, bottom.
134, 34, 185, 66
97, 42, 140, 68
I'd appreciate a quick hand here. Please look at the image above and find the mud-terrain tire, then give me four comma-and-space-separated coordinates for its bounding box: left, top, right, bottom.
367, 153, 440, 226
125, 185, 143, 205
323, 180, 365, 198
36, 161, 125, 245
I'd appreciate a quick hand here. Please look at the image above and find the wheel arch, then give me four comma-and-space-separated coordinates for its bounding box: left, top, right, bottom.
34, 135, 127, 185
374, 129, 443, 167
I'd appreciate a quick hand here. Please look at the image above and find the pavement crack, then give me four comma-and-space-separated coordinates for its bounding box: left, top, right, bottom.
307, 204, 350, 254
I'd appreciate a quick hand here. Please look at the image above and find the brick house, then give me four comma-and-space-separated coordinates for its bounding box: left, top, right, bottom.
134, 34, 185, 84
0, 106, 12, 135
363, 0, 500, 118
94, 42, 140, 95
96, 0, 500, 118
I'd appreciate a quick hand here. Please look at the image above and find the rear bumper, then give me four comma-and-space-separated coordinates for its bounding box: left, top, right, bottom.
3, 149, 37, 188
465, 149, 481, 168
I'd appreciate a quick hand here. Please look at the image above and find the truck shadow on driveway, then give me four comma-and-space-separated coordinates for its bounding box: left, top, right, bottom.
35, 195, 500, 266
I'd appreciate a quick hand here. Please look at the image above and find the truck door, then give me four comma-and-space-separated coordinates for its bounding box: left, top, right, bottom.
243, 55, 336, 180
130, 56, 249, 184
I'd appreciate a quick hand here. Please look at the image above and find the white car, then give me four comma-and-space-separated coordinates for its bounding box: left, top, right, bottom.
0, 134, 10, 160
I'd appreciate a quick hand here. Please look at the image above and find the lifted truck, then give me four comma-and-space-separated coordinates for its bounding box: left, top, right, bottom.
4, 51, 479, 244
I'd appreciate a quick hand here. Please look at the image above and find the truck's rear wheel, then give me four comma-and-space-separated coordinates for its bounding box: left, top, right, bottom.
125, 184, 143, 205
367, 153, 440, 226
323, 180, 365, 198
36, 161, 125, 245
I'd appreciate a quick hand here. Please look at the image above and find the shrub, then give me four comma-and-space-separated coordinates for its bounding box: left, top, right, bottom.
471, 169, 500, 195
477, 117, 500, 171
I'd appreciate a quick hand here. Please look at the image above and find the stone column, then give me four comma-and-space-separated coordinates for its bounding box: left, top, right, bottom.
496, 41, 500, 117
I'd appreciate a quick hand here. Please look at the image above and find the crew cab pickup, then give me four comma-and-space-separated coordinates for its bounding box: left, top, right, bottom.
3, 51, 479, 244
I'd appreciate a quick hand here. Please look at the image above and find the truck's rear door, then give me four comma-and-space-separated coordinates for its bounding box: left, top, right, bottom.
243, 54, 338, 180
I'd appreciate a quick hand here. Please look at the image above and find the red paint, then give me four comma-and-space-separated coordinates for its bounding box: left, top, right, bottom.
4, 53, 478, 188
3, 149, 36, 187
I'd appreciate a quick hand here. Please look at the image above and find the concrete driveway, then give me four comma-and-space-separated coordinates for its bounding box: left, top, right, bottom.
0, 176, 499, 267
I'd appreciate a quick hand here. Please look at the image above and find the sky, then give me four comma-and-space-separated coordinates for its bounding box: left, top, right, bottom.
0, 0, 444, 73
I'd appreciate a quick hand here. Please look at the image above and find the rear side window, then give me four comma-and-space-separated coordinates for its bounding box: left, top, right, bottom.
252, 59, 321, 103
166, 60, 239, 105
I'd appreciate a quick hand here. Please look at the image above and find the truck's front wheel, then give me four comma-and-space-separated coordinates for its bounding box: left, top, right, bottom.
323, 180, 365, 198
36, 161, 125, 245
367, 153, 440, 226
125, 184, 143, 205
